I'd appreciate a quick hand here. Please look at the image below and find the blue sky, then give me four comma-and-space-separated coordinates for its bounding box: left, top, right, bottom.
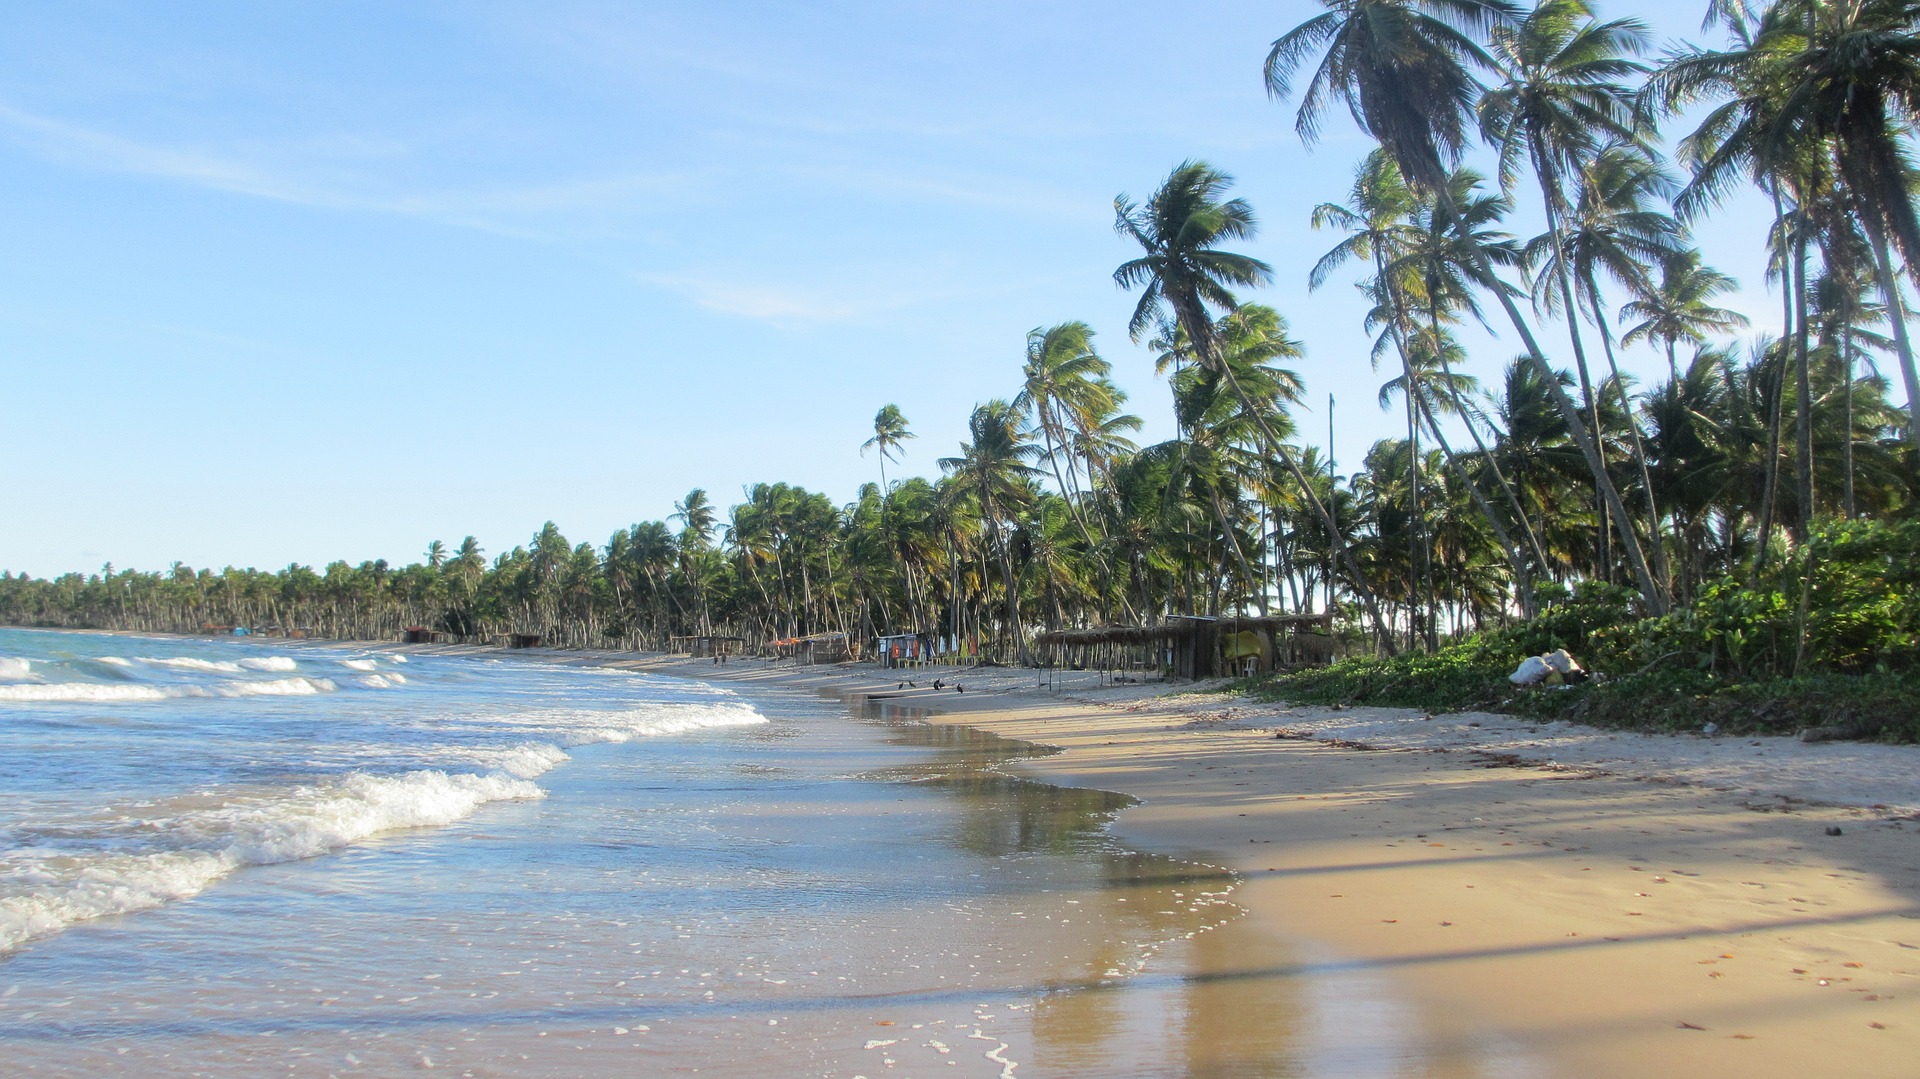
2, 1, 1789, 578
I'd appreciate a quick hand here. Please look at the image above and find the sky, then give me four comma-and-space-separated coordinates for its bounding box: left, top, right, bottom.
1, 0, 1794, 578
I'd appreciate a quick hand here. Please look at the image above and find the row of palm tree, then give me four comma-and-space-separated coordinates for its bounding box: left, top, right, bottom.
2, 0, 1914, 660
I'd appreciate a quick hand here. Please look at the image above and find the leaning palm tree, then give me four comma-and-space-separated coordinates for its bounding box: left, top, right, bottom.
1014, 323, 1117, 550
1315, 151, 1547, 618
1267, 0, 1668, 615
1531, 141, 1684, 590
1115, 160, 1400, 649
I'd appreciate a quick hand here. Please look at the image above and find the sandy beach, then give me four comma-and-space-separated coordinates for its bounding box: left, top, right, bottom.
452, 648, 1920, 1078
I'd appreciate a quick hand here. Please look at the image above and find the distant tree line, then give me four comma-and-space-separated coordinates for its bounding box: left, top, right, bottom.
5, 0, 1917, 663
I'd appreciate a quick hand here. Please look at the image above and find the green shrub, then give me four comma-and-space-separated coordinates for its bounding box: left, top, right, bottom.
1250, 519, 1920, 741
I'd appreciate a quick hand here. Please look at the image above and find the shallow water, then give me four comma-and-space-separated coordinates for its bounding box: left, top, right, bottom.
0, 632, 1311, 1076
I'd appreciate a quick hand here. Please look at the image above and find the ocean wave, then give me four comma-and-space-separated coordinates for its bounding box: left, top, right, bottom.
0, 676, 345, 702
339, 659, 380, 671
0, 656, 31, 681
93, 655, 301, 676
506, 700, 769, 747
0, 769, 545, 953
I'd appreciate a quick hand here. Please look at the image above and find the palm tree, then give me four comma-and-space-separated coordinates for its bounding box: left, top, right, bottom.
1315, 151, 1545, 619
1115, 160, 1400, 649
1621, 247, 1751, 381
939, 401, 1040, 662
1763, 0, 1920, 442
862, 404, 914, 496
1268, 0, 1669, 614
861, 405, 915, 629
1015, 323, 1121, 579
1480, 0, 1652, 439
672, 489, 717, 633
1531, 141, 1684, 590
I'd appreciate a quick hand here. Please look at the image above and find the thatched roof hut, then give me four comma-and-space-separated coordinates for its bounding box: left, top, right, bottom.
1034, 613, 1335, 678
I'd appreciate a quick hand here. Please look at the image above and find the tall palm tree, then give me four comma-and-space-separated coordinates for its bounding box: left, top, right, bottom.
1115, 160, 1400, 649
1531, 141, 1684, 589
1767, 0, 1920, 441
672, 489, 717, 633
1268, 0, 1669, 614
939, 401, 1040, 662
1315, 151, 1546, 618
861, 404, 915, 629
862, 404, 914, 499
1621, 247, 1751, 381
1480, 0, 1652, 438
1014, 323, 1120, 569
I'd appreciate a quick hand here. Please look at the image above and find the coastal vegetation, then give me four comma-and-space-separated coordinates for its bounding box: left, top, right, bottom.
5, 0, 1918, 733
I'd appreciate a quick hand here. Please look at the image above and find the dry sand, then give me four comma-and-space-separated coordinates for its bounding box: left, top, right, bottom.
398, 646, 1920, 1077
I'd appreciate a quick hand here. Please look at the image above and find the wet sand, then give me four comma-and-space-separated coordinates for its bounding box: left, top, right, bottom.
540, 652, 1920, 1079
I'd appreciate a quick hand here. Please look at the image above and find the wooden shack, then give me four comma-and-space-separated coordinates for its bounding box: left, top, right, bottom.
670, 634, 747, 658
772, 632, 851, 665
873, 633, 927, 668
1035, 613, 1335, 680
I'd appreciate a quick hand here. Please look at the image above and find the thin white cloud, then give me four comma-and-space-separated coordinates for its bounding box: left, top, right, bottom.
633, 263, 1009, 327
0, 101, 700, 236
635, 270, 872, 324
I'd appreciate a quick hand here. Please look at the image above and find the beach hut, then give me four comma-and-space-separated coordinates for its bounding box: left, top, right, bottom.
402, 627, 438, 644
1034, 613, 1336, 680
873, 633, 927, 668
671, 634, 746, 658
508, 633, 544, 649
794, 629, 856, 664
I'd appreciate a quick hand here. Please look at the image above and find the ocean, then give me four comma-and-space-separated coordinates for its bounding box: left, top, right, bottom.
0, 628, 1278, 1077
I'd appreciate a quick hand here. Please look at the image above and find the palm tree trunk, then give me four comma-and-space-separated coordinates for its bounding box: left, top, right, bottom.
1791, 225, 1816, 537
1842, 320, 1857, 518
1204, 480, 1267, 616
1867, 230, 1920, 445
1537, 169, 1614, 583
1589, 294, 1672, 596
1405, 381, 1434, 650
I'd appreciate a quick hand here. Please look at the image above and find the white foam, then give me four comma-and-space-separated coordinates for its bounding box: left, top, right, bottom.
339, 659, 380, 671
509, 700, 769, 747
0, 656, 31, 681
133, 656, 245, 673
239, 656, 298, 672
0, 676, 341, 702
0, 768, 544, 953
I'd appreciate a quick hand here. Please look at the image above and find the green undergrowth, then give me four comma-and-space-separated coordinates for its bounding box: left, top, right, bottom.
1246, 517, 1920, 743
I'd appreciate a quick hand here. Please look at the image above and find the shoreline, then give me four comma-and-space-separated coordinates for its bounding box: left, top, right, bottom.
439, 645, 1920, 1078
18, 627, 1919, 1074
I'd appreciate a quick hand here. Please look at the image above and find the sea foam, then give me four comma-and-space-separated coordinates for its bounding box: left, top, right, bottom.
0, 676, 347, 702
0, 769, 545, 953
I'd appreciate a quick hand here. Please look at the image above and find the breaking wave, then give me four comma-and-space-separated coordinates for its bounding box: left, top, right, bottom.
0, 769, 546, 953
0, 676, 344, 702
